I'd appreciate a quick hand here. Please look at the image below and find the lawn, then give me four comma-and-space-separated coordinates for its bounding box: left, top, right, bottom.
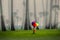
0, 29, 60, 40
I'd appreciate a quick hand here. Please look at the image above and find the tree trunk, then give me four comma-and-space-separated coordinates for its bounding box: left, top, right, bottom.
34, 0, 39, 29
0, 0, 6, 31
24, 0, 31, 30
11, 0, 15, 31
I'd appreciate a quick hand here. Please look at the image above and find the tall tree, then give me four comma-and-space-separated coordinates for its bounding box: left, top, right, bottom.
24, 0, 31, 30
11, 0, 15, 31
45, 0, 50, 29
34, 0, 39, 29
52, 0, 59, 29
0, 0, 6, 31
48, 0, 53, 29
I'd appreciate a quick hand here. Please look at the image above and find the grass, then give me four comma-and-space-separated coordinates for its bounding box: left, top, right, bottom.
0, 29, 60, 40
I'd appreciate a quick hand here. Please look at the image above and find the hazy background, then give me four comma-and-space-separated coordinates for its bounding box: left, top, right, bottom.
0, 0, 60, 30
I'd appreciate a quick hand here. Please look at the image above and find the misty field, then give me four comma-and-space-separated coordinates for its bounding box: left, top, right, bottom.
0, 29, 60, 40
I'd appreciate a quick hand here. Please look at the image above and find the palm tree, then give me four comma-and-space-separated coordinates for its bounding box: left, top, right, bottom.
24, 0, 31, 30
52, 0, 59, 29
0, 0, 6, 31
47, 0, 53, 29
11, 0, 15, 31
44, 0, 50, 29
34, 0, 39, 29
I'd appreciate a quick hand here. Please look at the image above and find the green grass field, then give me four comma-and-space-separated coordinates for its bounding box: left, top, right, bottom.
0, 29, 60, 40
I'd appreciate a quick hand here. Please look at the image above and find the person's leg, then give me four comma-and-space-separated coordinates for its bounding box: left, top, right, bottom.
33, 27, 36, 34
